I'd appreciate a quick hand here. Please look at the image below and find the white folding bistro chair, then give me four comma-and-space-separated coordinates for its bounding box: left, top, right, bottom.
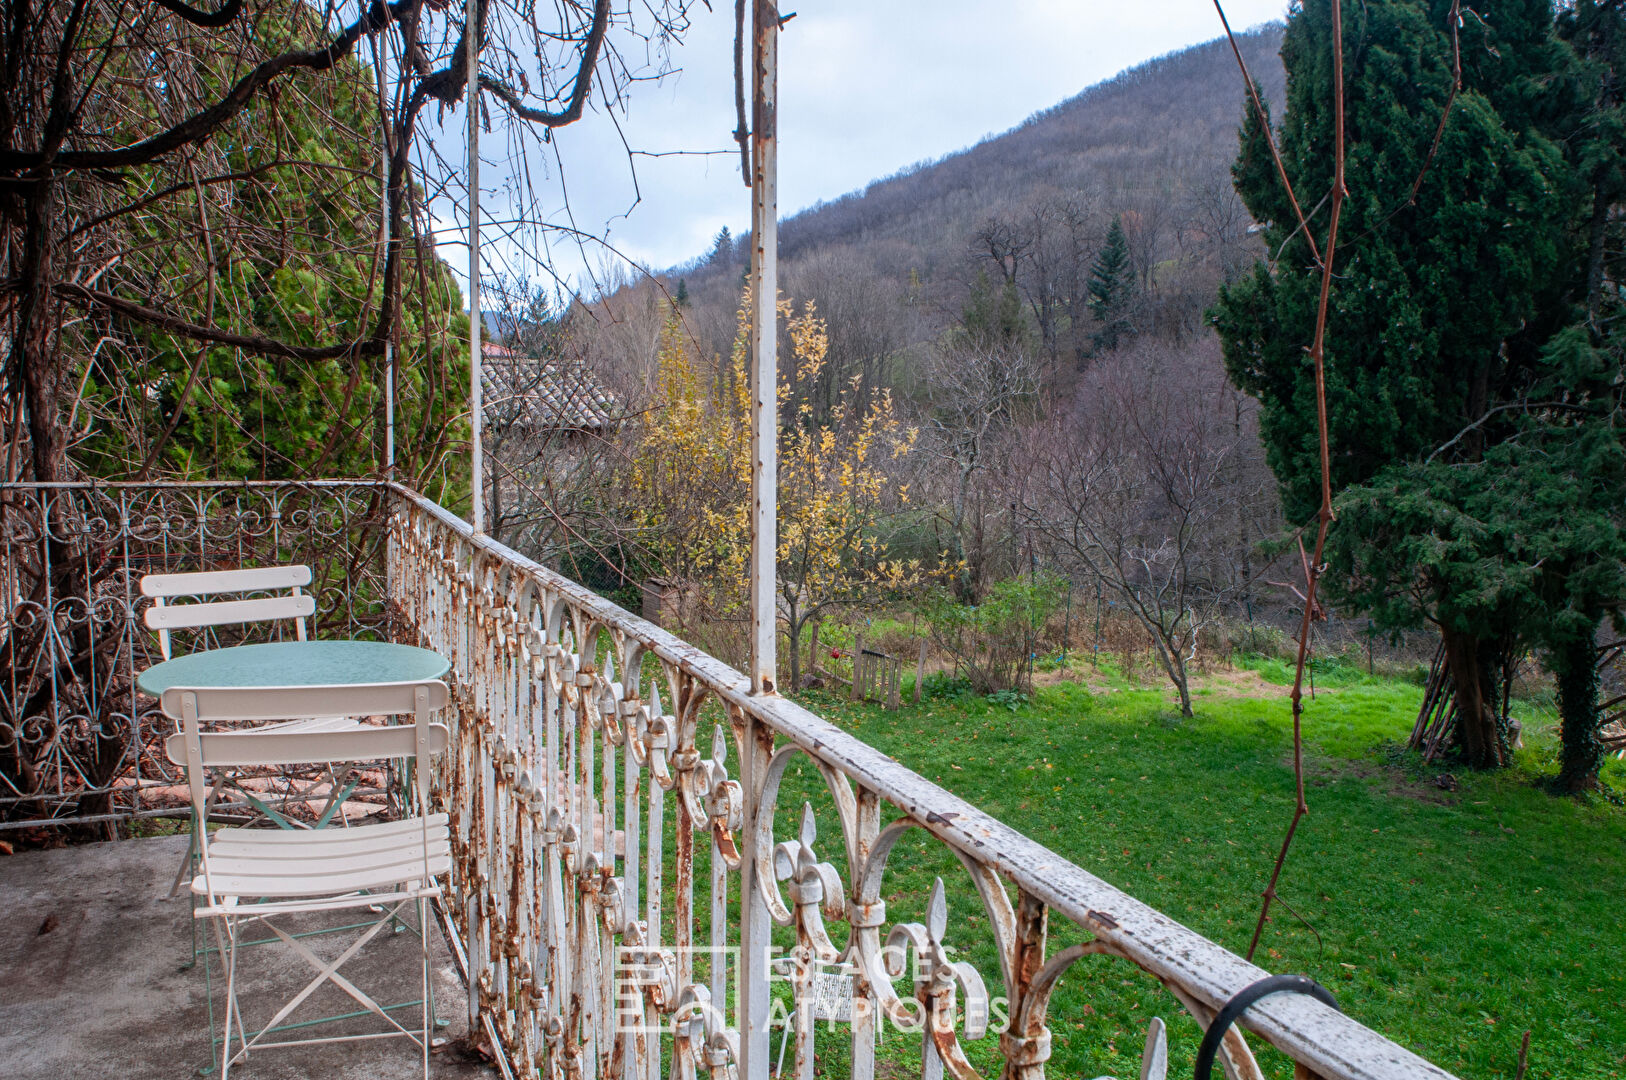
164, 680, 451, 1079
142, 566, 374, 896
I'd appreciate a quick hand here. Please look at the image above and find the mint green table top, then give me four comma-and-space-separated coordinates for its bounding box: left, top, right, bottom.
136, 640, 449, 696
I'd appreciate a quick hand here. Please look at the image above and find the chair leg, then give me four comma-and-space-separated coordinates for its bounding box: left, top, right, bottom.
215, 915, 240, 1080
423, 901, 440, 1031
420, 896, 431, 1080
230, 921, 250, 1063
169, 821, 197, 900
172, 781, 223, 900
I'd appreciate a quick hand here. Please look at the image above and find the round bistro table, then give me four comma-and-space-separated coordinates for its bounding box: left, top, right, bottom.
137, 639, 450, 696
138, 640, 452, 896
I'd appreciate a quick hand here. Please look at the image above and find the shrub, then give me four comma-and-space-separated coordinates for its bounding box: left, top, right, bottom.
919, 575, 1065, 693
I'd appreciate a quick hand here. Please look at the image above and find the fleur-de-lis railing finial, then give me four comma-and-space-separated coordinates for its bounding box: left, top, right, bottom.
879, 877, 991, 1080
774, 802, 845, 960
671, 983, 739, 1080
705, 722, 744, 866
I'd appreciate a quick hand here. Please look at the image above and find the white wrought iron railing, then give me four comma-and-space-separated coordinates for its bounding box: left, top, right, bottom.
387, 486, 1456, 1080
0, 480, 1455, 1079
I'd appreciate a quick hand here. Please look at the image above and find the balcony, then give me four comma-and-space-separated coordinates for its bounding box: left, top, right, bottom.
0, 480, 1455, 1080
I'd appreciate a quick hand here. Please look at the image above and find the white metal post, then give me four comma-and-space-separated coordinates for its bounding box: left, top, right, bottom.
741, 11, 780, 1080
466, 0, 484, 532
384, 346, 395, 472
747, 0, 778, 696
382, 78, 395, 475
371, 29, 395, 476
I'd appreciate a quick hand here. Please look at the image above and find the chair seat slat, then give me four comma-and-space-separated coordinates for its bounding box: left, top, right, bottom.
196, 853, 454, 899
206, 837, 451, 878
210, 818, 451, 858
213, 813, 450, 846
197, 819, 451, 897
207, 840, 451, 874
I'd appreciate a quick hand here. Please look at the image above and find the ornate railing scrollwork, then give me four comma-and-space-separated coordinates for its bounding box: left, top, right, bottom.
0, 481, 389, 830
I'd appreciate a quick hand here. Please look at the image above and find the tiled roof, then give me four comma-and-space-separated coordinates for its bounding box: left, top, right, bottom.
481, 346, 620, 434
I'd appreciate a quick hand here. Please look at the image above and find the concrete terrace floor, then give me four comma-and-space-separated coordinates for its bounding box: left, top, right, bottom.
0, 833, 499, 1079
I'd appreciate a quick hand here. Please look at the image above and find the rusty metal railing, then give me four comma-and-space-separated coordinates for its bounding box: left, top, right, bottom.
387, 484, 1456, 1080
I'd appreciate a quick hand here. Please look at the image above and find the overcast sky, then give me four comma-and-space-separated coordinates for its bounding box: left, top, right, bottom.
439, 1, 1288, 301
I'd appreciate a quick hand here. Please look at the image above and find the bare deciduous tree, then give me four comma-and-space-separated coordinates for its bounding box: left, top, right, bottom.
919, 339, 1041, 599
1023, 340, 1266, 715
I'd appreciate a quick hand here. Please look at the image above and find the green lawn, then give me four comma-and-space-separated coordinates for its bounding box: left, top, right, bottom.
762, 659, 1625, 1080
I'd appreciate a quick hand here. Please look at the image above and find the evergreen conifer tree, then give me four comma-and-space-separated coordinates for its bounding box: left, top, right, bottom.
74, 11, 467, 485
1088, 215, 1133, 352
1212, 0, 1625, 782
709, 227, 735, 267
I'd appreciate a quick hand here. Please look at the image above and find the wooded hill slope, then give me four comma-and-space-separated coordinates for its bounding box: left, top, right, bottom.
610, 23, 1288, 381
775, 24, 1286, 279
548, 25, 1291, 655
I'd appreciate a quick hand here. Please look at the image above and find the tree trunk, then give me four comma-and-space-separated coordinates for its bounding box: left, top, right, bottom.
1551, 624, 1604, 793
950, 460, 974, 602
787, 610, 802, 692
1141, 615, 1195, 718
914, 639, 927, 704
14, 177, 66, 482
1172, 667, 1194, 718
1439, 625, 1508, 769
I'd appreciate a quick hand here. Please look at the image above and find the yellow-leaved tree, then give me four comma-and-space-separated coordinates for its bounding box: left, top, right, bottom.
626, 292, 923, 688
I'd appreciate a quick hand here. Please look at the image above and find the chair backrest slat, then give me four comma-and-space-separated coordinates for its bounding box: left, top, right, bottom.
144, 594, 315, 631
165, 724, 449, 767
160, 680, 449, 723
141, 565, 312, 597
140, 564, 313, 660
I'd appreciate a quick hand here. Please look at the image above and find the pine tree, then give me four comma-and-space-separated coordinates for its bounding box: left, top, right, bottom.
1211, 0, 1621, 776
709, 227, 735, 267
1087, 215, 1133, 352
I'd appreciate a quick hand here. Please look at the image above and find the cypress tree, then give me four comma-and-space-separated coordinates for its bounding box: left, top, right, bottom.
1211, 0, 1621, 775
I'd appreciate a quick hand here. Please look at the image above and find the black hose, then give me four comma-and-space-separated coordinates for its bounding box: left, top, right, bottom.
1193, 974, 1339, 1080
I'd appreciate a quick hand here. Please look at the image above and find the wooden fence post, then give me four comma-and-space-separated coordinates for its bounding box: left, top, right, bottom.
914, 640, 927, 704
850, 635, 864, 702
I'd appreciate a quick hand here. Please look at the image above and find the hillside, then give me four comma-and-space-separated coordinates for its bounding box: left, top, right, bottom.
584, 25, 1288, 390
770, 24, 1286, 282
